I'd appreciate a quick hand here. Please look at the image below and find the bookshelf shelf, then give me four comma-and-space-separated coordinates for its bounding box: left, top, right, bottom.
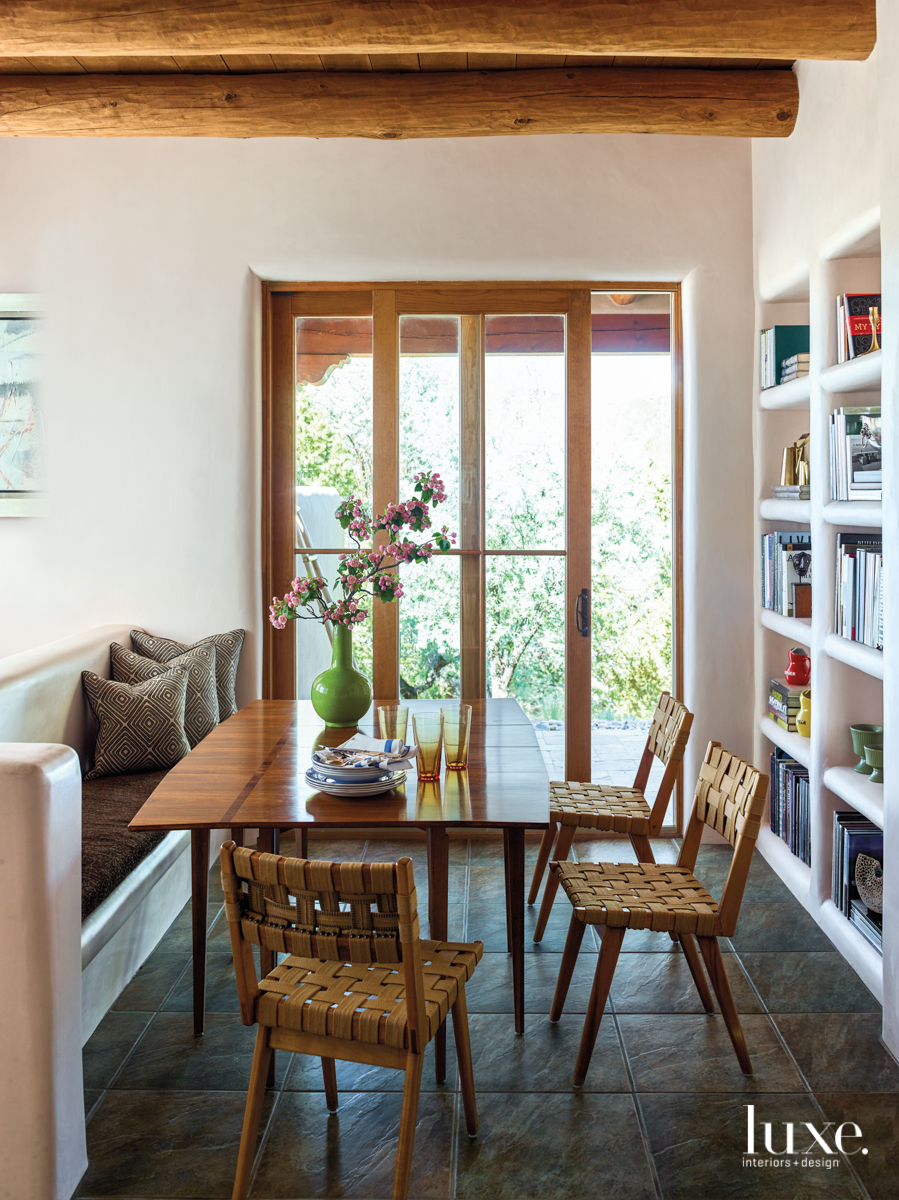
820, 350, 882, 394
760, 609, 812, 644
760, 498, 811, 522
759, 715, 811, 768
817, 900, 884, 1003
823, 765, 884, 829
822, 500, 882, 527
823, 632, 884, 679
759, 374, 811, 410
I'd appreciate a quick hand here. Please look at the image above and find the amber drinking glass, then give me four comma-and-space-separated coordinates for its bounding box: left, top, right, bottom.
413, 712, 444, 781
377, 704, 409, 743
442, 704, 472, 769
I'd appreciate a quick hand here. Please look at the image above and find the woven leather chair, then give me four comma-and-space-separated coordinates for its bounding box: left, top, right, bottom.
549, 741, 768, 1086
529, 692, 694, 942
220, 843, 482, 1200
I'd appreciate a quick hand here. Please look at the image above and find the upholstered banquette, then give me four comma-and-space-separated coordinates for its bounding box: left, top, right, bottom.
0, 626, 227, 1200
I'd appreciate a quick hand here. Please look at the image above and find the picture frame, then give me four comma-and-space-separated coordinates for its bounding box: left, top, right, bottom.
0, 293, 42, 517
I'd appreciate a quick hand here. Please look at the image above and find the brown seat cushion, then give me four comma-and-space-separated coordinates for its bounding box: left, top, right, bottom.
81, 769, 169, 921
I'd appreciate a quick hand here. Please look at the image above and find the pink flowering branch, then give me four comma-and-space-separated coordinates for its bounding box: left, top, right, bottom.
270, 470, 457, 630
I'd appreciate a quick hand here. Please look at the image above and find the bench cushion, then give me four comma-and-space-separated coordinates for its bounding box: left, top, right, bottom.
81, 770, 169, 920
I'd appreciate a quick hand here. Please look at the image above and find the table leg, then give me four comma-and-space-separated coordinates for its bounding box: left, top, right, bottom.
427, 827, 449, 1083
297, 827, 308, 858
256, 829, 279, 1086
503, 839, 513, 953
191, 829, 210, 1037
503, 828, 525, 1036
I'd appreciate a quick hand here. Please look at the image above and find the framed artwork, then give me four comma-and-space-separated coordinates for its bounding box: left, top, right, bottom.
0, 294, 42, 517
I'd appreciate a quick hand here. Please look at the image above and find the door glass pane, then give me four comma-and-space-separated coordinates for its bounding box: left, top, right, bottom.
295, 317, 373, 696
398, 315, 461, 696
590, 293, 673, 806
485, 555, 565, 727
484, 314, 565, 550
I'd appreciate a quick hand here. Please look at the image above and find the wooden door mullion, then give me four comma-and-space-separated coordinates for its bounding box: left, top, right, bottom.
372, 290, 399, 700
565, 291, 592, 781
460, 313, 485, 699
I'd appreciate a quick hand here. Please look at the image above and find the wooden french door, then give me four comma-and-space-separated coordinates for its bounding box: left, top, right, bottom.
263, 281, 681, 797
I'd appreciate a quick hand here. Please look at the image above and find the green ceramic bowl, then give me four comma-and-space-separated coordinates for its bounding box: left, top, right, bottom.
850, 724, 883, 774
864, 743, 884, 785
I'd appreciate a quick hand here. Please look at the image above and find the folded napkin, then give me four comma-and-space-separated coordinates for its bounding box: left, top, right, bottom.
313, 734, 419, 771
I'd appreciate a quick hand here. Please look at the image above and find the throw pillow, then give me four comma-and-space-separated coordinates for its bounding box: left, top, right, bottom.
111, 641, 217, 749
131, 628, 245, 721
82, 666, 190, 780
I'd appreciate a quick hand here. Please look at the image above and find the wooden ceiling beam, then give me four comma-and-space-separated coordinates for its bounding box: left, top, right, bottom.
0, 67, 798, 138
0, 2, 875, 62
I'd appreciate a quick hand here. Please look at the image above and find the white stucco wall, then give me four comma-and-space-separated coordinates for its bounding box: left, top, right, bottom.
0, 132, 755, 785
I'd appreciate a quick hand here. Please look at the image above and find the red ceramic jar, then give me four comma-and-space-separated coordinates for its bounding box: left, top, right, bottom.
784, 647, 811, 687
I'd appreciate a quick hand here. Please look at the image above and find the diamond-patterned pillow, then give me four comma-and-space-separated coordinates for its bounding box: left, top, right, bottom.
82, 667, 190, 780
131, 628, 245, 721
111, 641, 217, 749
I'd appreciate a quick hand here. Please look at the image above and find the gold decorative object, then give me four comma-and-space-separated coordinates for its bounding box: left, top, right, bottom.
855, 853, 883, 913
869, 305, 880, 353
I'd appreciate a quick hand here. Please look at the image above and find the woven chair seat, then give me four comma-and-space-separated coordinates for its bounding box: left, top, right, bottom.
554, 860, 721, 936
255, 939, 483, 1050
549, 781, 652, 834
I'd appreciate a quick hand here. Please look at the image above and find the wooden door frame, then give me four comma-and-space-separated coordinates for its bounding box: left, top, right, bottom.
261, 280, 683, 818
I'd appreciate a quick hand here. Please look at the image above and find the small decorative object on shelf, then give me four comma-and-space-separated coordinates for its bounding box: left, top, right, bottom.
850, 724, 883, 774
270, 471, 456, 726
864, 743, 884, 784
796, 688, 811, 738
855, 853, 884, 913
784, 647, 811, 688
869, 305, 881, 353
762, 533, 812, 617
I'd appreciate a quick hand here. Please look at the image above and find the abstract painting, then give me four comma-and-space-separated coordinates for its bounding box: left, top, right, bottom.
0, 316, 40, 492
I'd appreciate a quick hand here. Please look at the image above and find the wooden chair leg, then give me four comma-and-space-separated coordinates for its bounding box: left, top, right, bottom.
450, 985, 479, 1137
393, 1051, 425, 1200
528, 823, 558, 905
573, 926, 624, 1087
231, 1025, 272, 1200
677, 932, 715, 1013
697, 936, 753, 1075
629, 832, 655, 863
533, 823, 576, 942
550, 912, 587, 1021
321, 1057, 338, 1112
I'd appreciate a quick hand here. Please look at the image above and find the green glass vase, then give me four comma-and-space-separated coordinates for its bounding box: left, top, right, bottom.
310, 622, 372, 728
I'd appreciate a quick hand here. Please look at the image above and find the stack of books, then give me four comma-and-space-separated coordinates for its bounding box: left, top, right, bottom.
770, 747, 810, 865
834, 532, 883, 649
768, 677, 803, 732
833, 811, 882, 953
761, 531, 812, 618
771, 484, 810, 500
836, 292, 881, 362
829, 406, 881, 500
760, 325, 810, 389
779, 353, 809, 385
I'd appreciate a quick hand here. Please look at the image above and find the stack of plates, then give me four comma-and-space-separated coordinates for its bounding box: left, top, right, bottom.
305, 766, 406, 799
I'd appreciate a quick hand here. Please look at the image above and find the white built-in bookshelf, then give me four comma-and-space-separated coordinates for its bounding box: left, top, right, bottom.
753, 209, 885, 1002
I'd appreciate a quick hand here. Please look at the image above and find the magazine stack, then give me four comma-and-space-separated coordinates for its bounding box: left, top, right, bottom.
833, 811, 883, 953
770, 747, 810, 865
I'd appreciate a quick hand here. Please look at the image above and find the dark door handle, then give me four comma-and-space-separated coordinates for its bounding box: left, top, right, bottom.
576, 588, 590, 637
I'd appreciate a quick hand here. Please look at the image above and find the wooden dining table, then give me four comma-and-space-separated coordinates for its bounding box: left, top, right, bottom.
129, 697, 550, 1080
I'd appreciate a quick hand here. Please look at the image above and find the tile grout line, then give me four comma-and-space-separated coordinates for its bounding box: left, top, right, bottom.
726, 945, 873, 1200
611, 1009, 665, 1200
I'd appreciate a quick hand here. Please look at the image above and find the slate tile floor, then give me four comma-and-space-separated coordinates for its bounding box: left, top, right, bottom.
80, 834, 898, 1200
